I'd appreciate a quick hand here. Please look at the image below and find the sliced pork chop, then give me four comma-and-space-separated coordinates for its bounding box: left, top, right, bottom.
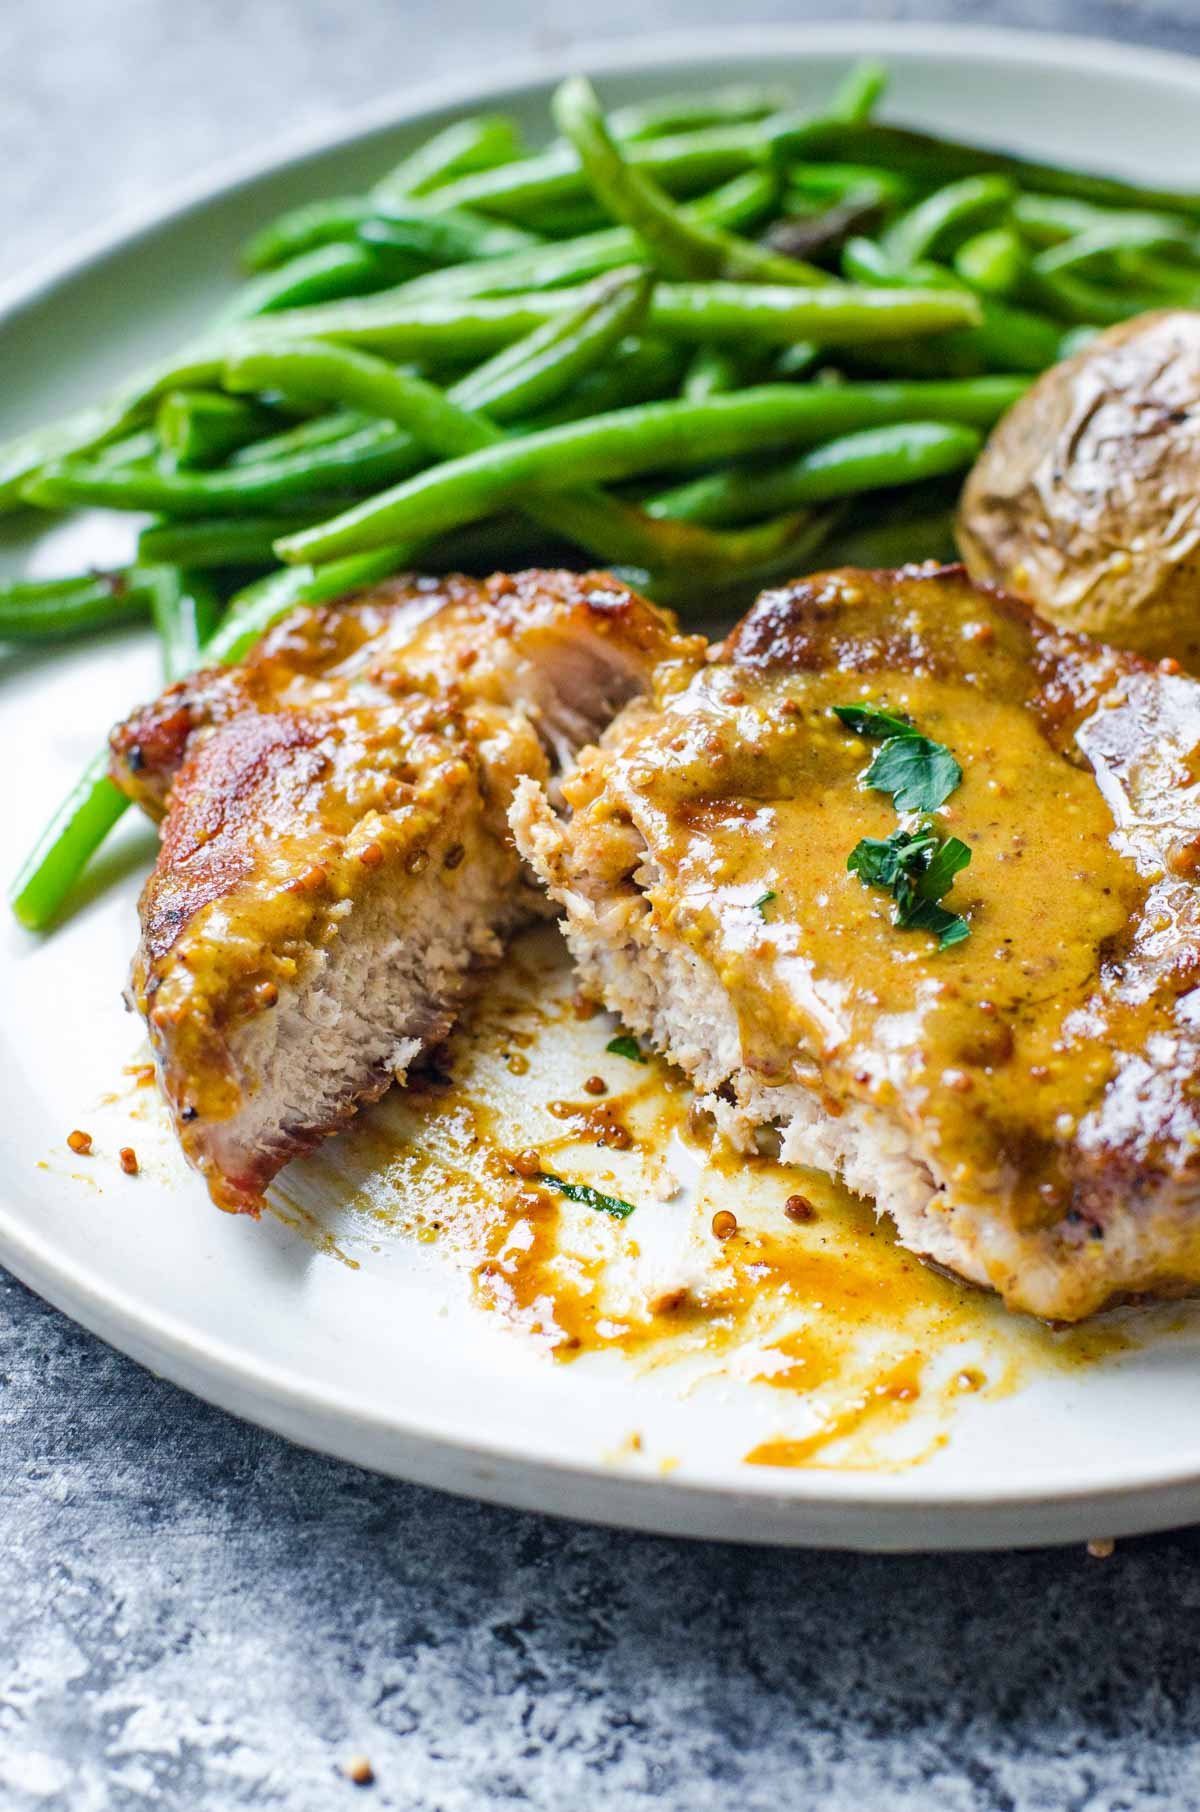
513, 563, 1200, 1321
111, 569, 700, 1212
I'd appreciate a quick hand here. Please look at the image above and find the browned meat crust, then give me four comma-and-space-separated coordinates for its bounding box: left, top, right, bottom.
112, 569, 699, 1213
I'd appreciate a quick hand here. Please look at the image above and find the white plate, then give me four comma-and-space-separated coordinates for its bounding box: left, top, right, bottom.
6, 23, 1200, 1552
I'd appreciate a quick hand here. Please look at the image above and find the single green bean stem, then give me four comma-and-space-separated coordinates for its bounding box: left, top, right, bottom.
1012, 191, 1199, 248
827, 60, 889, 125
138, 514, 328, 567
8, 754, 131, 931
607, 86, 792, 142
882, 175, 1015, 268
646, 419, 982, 525
146, 568, 224, 682
277, 373, 1025, 563
229, 407, 375, 465
784, 119, 1200, 217
0, 569, 155, 639
245, 277, 977, 359
219, 242, 390, 324
24, 417, 427, 518
552, 74, 830, 286
157, 390, 278, 467
953, 226, 1025, 296
371, 115, 523, 204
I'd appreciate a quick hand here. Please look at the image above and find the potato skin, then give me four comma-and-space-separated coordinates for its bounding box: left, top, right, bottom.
957, 309, 1200, 667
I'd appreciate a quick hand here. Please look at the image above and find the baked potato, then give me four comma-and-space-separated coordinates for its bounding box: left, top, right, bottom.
957, 309, 1200, 666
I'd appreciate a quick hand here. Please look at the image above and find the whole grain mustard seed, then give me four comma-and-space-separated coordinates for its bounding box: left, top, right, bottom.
67, 1129, 92, 1156
1087, 1537, 1115, 1560
583, 1075, 607, 1096
511, 1147, 542, 1179
784, 1194, 816, 1223
344, 1754, 375, 1785
711, 1209, 738, 1241
118, 1147, 139, 1176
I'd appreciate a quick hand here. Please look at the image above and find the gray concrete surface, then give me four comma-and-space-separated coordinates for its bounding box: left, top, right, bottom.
4, 3, 1200, 1806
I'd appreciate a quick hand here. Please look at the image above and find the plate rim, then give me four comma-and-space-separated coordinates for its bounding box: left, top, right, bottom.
7, 18, 1200, 1546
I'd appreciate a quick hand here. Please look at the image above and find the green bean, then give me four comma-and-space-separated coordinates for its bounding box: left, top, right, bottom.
372, 115, 523, 204
1012, 192, 1198, 249
247, 277, 977, 360
521, 336, 687, 426
157, 390, 278, 467
399, 169, 778, 299
1028, 265, 1168, 326
273, 370, 1026, 563
785, 163, 918, 213
219, 242, 391, 323
0, 341, 225, 509
24, 418, 426, 517
243, 195, 539, 274
8, 753, 131, 930
221, 338, 869, 585
682, 346, 742, 399
883, 175, 1015, 268
0, 568, 156, 640
138, 514, 323, 567
783, 119, 1200, 217
1033, 217, 1200, 278
1114, 248, 1200, 301
147, 568, 224, 682
422, 116, 809, 222
819, 499, 959, 568
230, 407, 374, 464
552, 75, 830, 286
827, 60, 888, 125
607, 86, 792, 142
92, 428, 162, 469
646, 420, 981, 525
447, 267, 653, 421
953, 225, 1024, 296
840, 236, 1063, 373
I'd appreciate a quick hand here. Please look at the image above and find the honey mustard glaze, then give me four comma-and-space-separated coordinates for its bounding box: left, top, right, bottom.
277, 926, 1150, 1475
605, 663, 1148, 1235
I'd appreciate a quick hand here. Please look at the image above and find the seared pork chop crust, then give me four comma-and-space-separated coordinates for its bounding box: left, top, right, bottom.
113, 569, 699, 1212
513, 563, 1200, 1320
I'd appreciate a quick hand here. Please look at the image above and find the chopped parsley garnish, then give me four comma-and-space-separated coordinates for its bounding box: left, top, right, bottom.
753, 891, 777, 916
834, 700, 962, 813
835, 700, 972, 951
537, 1172, 636, 1219
832, 703, 914, 740
848, 824, 971, 950
606, 1033, 646, 1063
863, 734, 962, 814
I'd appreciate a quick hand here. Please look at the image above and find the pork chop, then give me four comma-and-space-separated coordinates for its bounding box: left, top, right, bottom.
111, 569, 700, 1212
512, 563, 1200, 1321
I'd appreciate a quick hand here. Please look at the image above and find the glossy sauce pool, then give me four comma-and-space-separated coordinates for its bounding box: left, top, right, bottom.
273, 926, 1150, 1475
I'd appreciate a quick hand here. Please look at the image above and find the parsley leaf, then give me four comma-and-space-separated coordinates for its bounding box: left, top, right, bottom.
606, 1033, 646, 1063
537, 1172, 636, 1219
753, 891, 777, 916
832, 703, 915, 740
848, 824, 972, 951
864, 734, 962, 813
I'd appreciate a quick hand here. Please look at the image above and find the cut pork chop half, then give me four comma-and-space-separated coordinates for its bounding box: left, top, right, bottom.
111, 569, 700, 1212
513, 563, 1200, 1321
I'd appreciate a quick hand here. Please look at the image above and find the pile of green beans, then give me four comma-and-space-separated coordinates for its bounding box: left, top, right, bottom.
7, 58, 1200, 927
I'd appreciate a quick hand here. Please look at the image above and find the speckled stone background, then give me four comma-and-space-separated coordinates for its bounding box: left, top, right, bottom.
6, 3, 1200, 1806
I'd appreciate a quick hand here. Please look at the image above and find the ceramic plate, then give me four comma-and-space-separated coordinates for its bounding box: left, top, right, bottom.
6, 23, 1200, 1551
